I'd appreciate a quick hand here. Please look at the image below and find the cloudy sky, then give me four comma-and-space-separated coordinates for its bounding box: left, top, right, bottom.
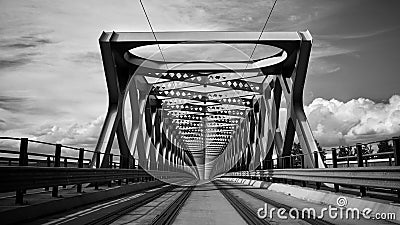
0, 0, 399, 149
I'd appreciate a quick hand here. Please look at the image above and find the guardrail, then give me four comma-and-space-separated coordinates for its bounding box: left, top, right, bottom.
234, 136, 400, 171
0, 166, 191, 192
0, 137, 127, 168
0, 137, 195, 204
0, 166, 193, 204
225, 166, 400, 201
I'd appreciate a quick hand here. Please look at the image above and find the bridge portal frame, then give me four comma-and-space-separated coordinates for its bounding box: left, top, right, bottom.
94, 31, 324, 179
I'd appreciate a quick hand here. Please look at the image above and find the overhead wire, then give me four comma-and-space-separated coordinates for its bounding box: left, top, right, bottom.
243, 0, 278, 117
228, 0, 278, 115
140, 0, 198, 158
240, 0, 278, 167
139, 0, 278, 162
139, 0, 169, 71
243, 0, 278, 108
245, 0, 278, 71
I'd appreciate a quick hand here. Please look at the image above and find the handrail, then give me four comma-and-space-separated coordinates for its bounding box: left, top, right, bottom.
0, 137, 21, 141
0, 149, 91, 162
225, 167, 400, 189
0, 136, 122, 157
0, 166, 194, 193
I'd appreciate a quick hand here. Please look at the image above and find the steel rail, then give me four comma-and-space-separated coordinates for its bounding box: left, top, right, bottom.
219, 180, 334, 225
32, 184, 177, 225
213, 180, 270, 225
150, 185, 195, 225
85, 185, 177, 225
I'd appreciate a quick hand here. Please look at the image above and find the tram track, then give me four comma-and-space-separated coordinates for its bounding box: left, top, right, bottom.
150, 185, 195, 225
215, 180, 335, 225
86, 184, 177, 225
34, 184, 176, 225
28, 178, 196, 225
214, 181, 271, 225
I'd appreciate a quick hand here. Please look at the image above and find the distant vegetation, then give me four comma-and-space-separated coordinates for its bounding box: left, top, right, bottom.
291, 139, 394, 161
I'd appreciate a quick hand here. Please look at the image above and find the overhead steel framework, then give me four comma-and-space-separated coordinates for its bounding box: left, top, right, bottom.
94, 31, 324, 181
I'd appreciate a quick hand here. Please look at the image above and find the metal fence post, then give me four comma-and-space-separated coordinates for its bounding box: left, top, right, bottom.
118, 156, 123, 185
265, 160, 270, 182
109, 154, 113, 168
289, 155, 295, 184
314, 151, 321, 190
16, 138, 28, 204
47, 156, 51, 167
18, 139, 28, 167
45, 156, 51, 191
356, 144, 363, 167
392, 137, 400, 202
77, 148, 84, 193
127, 156, 132, 184
276, 156, 281, 169
63, 158, 68, 188
393, 137, 400, 166
52, 144, 61, 197
331, 148, 339, 192
95, 151, 100, 190
290, 155, 293, 168
356, 143, 367, 197
108, 154, 113, 187
299, 155, 306, 187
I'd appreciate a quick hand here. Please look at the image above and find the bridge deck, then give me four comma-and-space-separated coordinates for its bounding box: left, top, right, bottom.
1, 178, 399, 225
173, 182, 246, 225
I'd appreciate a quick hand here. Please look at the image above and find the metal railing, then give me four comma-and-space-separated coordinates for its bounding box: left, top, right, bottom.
228, 167, 400, 189
226, 166, 400, 200
230, 136, 400, 171
0, 137, 193, 204
0, 166, 191, 192
225, 136, 400, 201
0, 137, 125, 168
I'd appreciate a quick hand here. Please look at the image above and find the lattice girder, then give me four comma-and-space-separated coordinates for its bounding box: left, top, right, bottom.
94, 31, 323, 182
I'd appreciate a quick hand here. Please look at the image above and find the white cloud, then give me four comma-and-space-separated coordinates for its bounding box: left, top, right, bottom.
0, 115, 105, 149
29, 116, 105, 147
3, 95, 400, 153
305, 95, 400, 146
0, 115, 109, 158
288, 15, 300, 22
307, 40, 354, 76
0, 0, 399, 154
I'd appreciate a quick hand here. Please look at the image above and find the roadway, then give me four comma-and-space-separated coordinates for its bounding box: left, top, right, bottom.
12, 178, 397, 225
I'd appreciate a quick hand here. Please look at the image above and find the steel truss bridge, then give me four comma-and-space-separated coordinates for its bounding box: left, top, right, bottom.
94, 31, 324, 181
0, 31, 400, 225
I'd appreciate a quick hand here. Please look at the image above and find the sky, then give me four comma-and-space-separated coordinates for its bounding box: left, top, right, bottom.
0, 0, 399, 149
